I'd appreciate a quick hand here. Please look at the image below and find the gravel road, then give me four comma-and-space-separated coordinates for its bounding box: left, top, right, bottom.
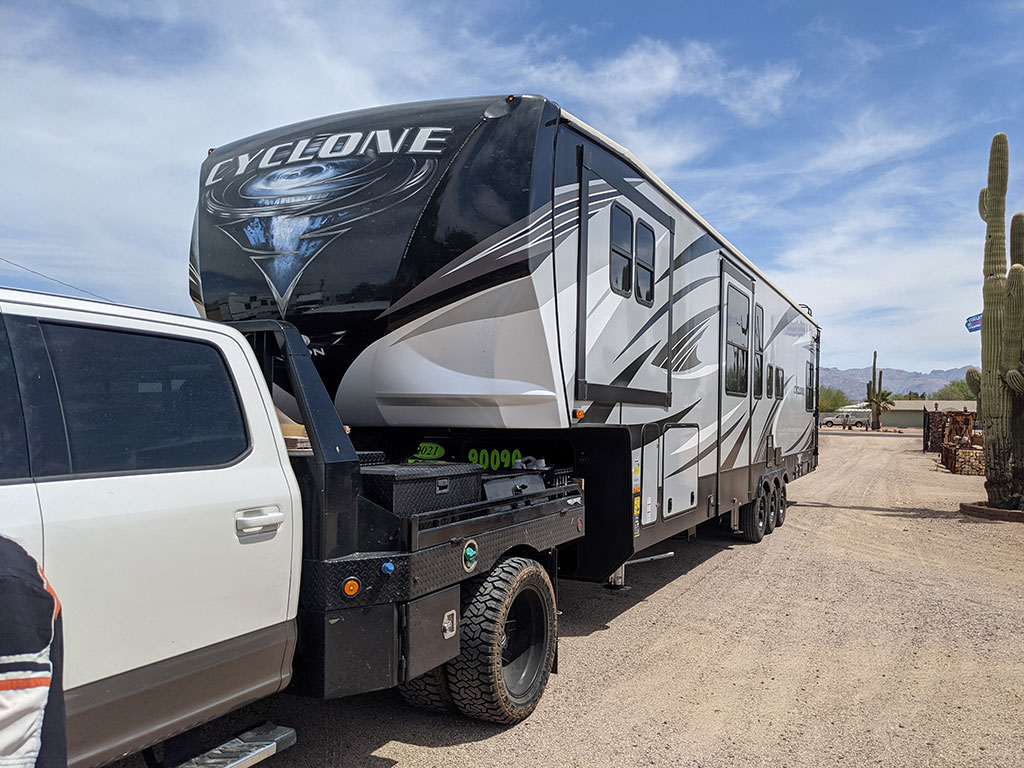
127, 433, 1024, 767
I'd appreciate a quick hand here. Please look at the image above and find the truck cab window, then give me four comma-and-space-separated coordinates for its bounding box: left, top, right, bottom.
725, 285, 749, 396
40, 323, 249, 475
610, 204, 633, 297
753, 304, 764, 399
634, 221, 655, 307
0, 319, 30, 480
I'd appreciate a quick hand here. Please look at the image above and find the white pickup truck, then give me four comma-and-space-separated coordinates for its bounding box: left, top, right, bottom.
0, 287, 585, 767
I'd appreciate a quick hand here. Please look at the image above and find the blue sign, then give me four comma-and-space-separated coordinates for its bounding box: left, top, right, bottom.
966, 313, 982, 332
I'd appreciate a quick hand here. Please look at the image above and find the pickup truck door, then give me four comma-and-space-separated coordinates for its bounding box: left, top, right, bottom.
0, 314, 42, 560
3, 307, 300, 724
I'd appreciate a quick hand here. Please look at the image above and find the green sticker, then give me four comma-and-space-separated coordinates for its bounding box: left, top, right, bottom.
412, 442, 445, 461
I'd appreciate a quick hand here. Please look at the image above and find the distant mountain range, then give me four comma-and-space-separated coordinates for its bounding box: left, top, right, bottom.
820, 365, 974, 400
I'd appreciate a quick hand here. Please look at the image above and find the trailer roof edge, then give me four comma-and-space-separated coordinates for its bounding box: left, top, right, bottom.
558, 108, 819, 329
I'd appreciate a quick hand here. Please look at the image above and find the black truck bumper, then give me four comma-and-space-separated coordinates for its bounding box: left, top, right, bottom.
291, 486, 584, 698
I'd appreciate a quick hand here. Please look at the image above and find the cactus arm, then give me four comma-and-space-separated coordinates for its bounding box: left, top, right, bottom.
1012, 213, 1023, 267
966, 366, 982, 396
1006, 215, 1024, 395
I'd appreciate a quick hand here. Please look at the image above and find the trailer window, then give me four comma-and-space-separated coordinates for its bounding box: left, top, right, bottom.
753, 304, 764, 399
41, 323, 249, 475
634, 221, 655, 307
610, 204, 633, 297
775, 367, 785, 400
725, 285, 749, 396
806, 362, 816, 411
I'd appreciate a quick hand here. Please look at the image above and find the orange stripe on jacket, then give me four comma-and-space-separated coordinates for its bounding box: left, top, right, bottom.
0, 677, 51, 691
36, 564, 61, 619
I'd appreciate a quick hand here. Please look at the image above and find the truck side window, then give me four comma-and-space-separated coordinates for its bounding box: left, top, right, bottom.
753, 304, 764, 399
0, 319, 30, 480
724, 285, 749, 396
634, 221, 655, 307
609, 204, 633, 297
40, 323, 249, 475
766, 363, 774, 399
775, 366, 785, 400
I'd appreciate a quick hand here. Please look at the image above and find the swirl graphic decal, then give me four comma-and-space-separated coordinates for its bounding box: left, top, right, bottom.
204, 153, 439, 315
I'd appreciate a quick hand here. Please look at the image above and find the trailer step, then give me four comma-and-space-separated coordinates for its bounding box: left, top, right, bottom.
173, 724, 296, 768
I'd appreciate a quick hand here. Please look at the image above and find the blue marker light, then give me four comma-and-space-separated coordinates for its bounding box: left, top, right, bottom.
381, 562, 395, 575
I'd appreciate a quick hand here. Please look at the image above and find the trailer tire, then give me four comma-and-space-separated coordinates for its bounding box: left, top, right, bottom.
398, 666, 454, 713
740, 495, 767, 543
445, 556, 556, 724
775, 483, 788, 526
765, 486, 778, 534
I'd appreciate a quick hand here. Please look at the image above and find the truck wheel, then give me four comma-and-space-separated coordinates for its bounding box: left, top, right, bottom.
398, 666, 454, 713
854, 420, 864, 428
765, 486, 777, 534
740, 496, 766, 543
775, 483, 788, 526
445, 556, 556, 724
824, 419, 834, 427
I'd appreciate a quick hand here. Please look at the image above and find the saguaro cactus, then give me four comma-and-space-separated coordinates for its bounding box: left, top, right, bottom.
967, 133, 1024, 509
866, 351, 883, 431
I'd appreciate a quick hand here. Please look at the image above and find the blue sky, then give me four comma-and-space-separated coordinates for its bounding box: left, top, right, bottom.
1, 0, 1022, 371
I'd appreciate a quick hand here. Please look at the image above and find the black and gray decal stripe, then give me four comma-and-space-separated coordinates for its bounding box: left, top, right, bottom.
666, 416, 744, 478
751, 394, 784, 460
657, 233, 721, 283
579, 341, 661, 423
613, 275, 717, 363
764, 307, 800, 348
652, 305, 718, 370
785, 420, 815, 454
720, 416, 752, 470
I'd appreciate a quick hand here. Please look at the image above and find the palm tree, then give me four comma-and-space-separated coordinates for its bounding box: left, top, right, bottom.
867, 388, 895, 429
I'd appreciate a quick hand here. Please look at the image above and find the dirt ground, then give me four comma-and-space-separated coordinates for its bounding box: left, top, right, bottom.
128, 432, 1024, 767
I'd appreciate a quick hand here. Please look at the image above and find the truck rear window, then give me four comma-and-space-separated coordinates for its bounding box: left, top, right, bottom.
41, 323, 248, 475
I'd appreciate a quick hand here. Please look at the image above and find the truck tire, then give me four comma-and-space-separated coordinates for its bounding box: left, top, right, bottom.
854, 420, 864, 428
824, 419, 834, 427
398, 666, 454, 713
765, 486, 777, 534
445, 556, 556, 724
740, 495, 766, 543
775, 482, 788, 526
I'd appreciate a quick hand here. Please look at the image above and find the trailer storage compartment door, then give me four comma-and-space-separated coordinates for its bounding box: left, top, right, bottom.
662, 425, 698, 517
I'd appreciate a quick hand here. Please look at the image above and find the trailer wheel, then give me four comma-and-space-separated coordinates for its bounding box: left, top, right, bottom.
398, 666, 454, 713
765, 486, 778, 534
740, 495, 767, 543
775, 483, 788, 526
445, 556, 556, 724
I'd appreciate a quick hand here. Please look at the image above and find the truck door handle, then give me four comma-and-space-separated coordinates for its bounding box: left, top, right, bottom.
235, 507, 284, 536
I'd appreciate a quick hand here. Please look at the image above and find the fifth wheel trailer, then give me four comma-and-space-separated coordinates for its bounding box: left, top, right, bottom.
191, 94, 821, 581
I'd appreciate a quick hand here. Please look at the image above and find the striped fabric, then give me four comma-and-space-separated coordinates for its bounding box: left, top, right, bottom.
0, 537, 65, 768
